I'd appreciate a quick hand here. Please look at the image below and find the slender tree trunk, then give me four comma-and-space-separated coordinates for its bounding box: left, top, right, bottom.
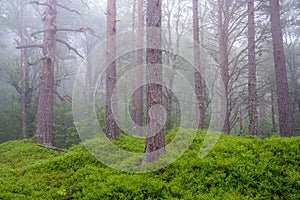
106, 0, 119, 139
143, 0, 166, 163
271, 88, 277, 132
193, 0, 205, 129
247, 0, 258, 136
269, 0, 293, 137
19, 0, 26, 139
131, 0, 137, 131
131, 0, 144, 136
238, 104, 244, 135
217, 0, 230, 134
36, 0, 57, 146
136, 0, 144, 136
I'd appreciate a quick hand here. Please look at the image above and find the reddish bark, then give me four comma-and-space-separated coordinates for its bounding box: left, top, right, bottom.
269, 0, 293, 137
36, 0, 57, 146
247, 0, 258, 136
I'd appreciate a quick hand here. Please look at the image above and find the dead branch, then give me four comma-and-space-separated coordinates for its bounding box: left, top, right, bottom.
28, 56, 48, 66
56, 39, 84, 59
31, 30, 45, 38
16, 44, 43, 49
57, 3, 80, 15
56, 27, 100, 38
55, 72, 73, 85
37, 144, 69, 152
27, 1, 52, 9
53, 90, 72, 103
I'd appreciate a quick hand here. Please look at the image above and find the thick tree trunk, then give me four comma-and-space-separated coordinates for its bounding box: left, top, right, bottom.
217, 0, 230, 134
193, 0, 205, 130
143, 0, 166, 163
269, 0, 293, 137
106, 0, 119, 139
36, 0, 57, 146
247, 0, 258, 136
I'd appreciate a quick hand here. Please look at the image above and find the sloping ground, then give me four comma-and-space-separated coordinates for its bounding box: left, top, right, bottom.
0, 130, 299, 199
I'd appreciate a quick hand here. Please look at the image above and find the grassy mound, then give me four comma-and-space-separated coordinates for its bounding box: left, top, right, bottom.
0, 130, 300, 199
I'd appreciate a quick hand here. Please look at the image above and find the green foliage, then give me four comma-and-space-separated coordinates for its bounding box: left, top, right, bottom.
0, 129, 300, 199
53, 102, 80, 149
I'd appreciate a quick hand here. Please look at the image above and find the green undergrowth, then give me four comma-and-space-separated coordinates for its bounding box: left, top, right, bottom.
0, 129, 300, 199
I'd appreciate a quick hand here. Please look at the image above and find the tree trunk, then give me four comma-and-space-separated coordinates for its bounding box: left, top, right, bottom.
143, 0, 166, 163
193, 0, 205, 130
36, 0, 57, 146
106, 0, 119, 139
271, 88, 277, 133
131, 0, 137, 132
131, 0, 144, 136
136, 0, 144, 136
247, 0, 258, 136
217, 0, 230, 134
19, 0, 26, 139
269, 0, 293, 137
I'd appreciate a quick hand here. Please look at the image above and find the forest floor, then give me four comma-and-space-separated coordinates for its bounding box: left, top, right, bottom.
0, 129, 300, 199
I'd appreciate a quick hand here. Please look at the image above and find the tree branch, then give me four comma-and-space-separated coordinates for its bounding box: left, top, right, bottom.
27, 1, 52, 9
57, 3, 80, 15
53, 90, 72, 103
16, 44, 43, 49
56, 39, 84, 59
56, 27, 100, 38
28, 56, 48, 66
37, 144, 69, 152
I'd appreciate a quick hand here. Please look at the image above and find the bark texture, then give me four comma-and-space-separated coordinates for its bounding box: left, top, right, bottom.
247, 0, 258, 136
106, 0, 119, 139
269, 0, 293, 137
143, 0, 166, 163
36, 0, 57, 146
217, 0, 230, 134
193, 0, 205, 129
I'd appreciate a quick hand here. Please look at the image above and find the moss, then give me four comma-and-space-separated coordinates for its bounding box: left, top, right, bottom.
0, 129, 300, 199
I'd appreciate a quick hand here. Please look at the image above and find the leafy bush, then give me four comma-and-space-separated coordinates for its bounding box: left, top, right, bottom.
0, 129, 300, 199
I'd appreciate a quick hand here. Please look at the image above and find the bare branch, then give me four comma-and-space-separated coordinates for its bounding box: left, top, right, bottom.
57, 3, 80, 15
53, 90, 72, 103
27, 1, 52, 9
31, 30, 45, 38
56, 27, 100, 38
80, 0, 90, 9
16, 44, 43, 49
28, 56, 48, 66
55, 72, 74, 86
37, 144, 69, 152
56, 39, 84, 59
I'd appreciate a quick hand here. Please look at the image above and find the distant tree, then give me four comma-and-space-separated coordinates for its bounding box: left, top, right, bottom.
131, 0, 144, 136
143, 0, 166, 162
18, 0, 26, 139
135, 0, 144, 136
247, 0, 258, 136
106, 0, 119, 139
269, 0, 293, 137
